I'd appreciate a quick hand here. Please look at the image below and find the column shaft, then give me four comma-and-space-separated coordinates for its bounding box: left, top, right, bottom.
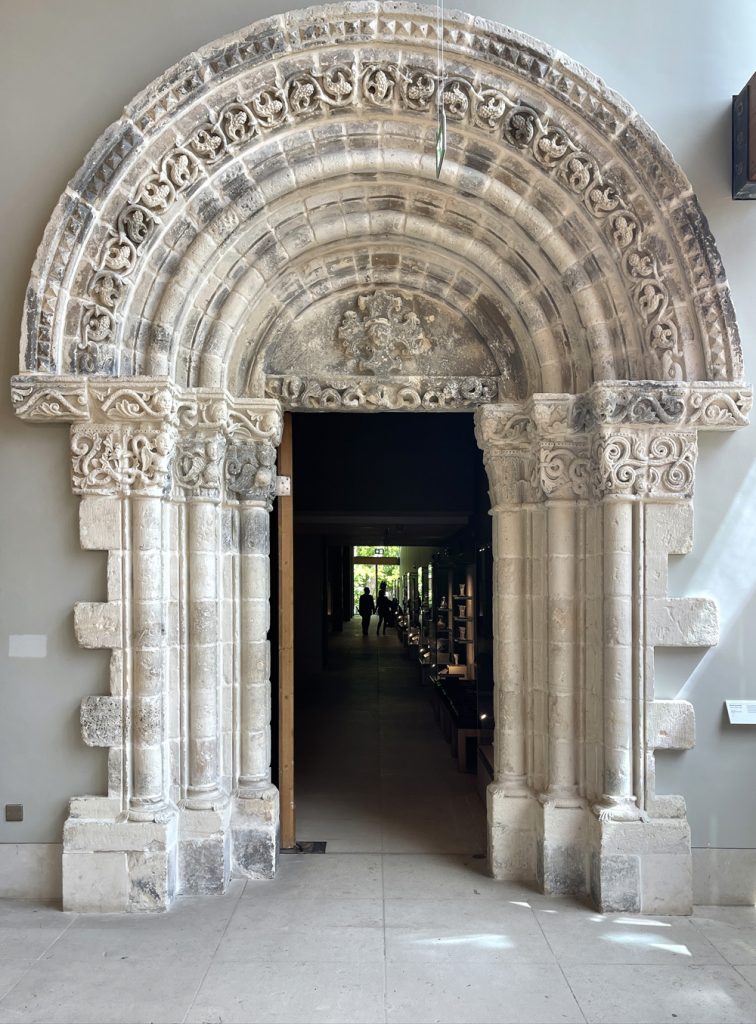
185, 498, 224, 808
546, 500, 578, 797
129, 494, 170, 819
492, 507, 527, 789
599, 498, 637, 814
238, 501, 271, 793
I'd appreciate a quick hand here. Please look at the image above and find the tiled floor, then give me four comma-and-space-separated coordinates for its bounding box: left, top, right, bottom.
1, 623, 756, 1023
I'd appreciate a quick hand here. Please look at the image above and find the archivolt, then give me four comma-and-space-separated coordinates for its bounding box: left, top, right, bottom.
20, 2, 743, 396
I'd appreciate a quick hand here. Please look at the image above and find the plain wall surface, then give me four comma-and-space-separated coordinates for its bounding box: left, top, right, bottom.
1, 0, 755, 848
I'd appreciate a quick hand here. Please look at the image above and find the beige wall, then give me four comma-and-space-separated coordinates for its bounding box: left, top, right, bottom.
1, 0, 755, 854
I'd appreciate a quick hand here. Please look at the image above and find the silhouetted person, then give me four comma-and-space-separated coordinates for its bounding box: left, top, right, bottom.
376, 584, 390, 635
358, 586, 375, 636
389, 596, 399, 626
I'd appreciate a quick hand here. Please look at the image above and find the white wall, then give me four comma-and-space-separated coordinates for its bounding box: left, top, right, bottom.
1, 0, 755, 854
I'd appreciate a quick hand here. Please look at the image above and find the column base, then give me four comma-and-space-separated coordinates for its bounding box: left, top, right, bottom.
62, 797, 178, 912
231, 784, 280, 879
537, 797, 587, 896
487, 783, 537, 881
178, 803, 232, 895
588, 813, 693, 914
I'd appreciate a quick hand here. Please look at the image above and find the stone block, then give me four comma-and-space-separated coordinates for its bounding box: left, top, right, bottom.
63, 851, 129, 912
648, 596, 719, 647
128, 845, 177, 912
231, 787, 279, 879
79, 495, 122, 550
68, 796, 121, 820
648, 699, 695, 750
74, 601, 122, 649
641, 853, 692, 915
178, 833, 231, 895
590, 851, 641, 913
80, 695, 123, 747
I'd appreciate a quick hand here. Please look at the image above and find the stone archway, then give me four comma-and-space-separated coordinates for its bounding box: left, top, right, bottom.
11, 2, 750, 913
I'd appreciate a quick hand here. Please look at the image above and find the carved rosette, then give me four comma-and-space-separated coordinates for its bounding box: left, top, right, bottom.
338, 291, 432, 374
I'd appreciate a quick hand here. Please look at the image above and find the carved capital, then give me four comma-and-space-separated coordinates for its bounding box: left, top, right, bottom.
71, 424, 177, 496
592, 429, 697, 500
482, 449, 539, 507
537, 441, 592, 500
224, 441, 277, 504
174, 434, 226, 499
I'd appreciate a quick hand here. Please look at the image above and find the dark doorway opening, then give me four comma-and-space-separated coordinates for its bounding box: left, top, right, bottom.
273, 412, 493, 856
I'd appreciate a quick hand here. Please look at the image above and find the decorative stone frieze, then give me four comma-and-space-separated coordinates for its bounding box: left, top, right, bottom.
264, 375, 500, 410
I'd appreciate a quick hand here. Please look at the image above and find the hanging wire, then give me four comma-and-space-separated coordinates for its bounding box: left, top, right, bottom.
435, 0, 447, 178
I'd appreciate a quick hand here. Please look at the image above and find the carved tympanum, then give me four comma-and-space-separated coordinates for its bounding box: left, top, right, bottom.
338, 291, 431, 374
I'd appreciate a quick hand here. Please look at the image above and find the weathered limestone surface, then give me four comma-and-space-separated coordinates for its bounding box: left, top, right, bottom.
475, 384, 750, 914
9, 3, 752, 912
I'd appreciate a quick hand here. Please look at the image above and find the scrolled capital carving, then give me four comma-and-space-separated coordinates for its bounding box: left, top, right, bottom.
224, 441, 277, 504
537, 442, 592, 500
592, 429, 697, 500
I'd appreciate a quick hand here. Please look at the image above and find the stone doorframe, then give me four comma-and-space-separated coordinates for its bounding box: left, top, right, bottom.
10, 3, 751, 912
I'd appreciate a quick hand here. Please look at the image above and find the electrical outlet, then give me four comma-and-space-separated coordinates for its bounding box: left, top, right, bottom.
5, 804, 23, 822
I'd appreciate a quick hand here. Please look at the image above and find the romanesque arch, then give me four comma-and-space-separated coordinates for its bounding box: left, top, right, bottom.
11, 2, 750, 913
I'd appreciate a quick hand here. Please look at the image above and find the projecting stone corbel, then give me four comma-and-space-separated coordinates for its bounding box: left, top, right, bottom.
80, 695, 123, 748
647, 596, 719, 647
73, 602, 123, 649
647, 699, 696, 750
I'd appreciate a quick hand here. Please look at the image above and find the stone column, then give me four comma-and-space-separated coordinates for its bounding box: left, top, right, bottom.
476, 406, 538, 881
535, 436, 590, 894
63, 401, 180, 912
225, 437, 280, 878
174, 429, 230, 893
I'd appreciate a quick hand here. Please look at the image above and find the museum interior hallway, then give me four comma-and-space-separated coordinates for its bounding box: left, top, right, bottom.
2, 623, 756, 1023
293, 618, 487, 856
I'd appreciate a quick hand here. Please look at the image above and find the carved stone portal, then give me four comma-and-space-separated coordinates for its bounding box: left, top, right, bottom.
10, 3, 751, 914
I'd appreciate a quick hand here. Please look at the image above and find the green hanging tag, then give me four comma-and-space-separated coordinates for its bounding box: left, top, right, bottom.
435, 105, 447, 179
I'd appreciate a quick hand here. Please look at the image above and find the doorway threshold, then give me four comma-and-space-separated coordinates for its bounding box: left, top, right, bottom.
280, 841, 327, 854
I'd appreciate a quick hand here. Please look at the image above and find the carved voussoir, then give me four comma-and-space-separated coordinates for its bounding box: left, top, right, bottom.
648, 700, 695, 751
81, 695, 123, 748
74, 602, 122, 650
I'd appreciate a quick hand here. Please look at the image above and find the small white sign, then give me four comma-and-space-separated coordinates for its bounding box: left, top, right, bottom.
725, 700, 756, 725
8, 635, 47, 659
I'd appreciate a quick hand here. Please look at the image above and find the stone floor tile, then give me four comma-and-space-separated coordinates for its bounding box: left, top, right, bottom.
43, 887, 241, 963
243, 853, 383, 900
0, 963, 33, 1001
382, 853, 510, 900
0, 903, 73, 962
385, 961, 583, 1023
534, 907, 727, 965
691, 906, 756, 964
384, 897, 556, 964
735, 964, 756, 990
0, 955, 208, 1023
563, 963, 756, 1023
215, 896, 385, 963
186, 960, 386, 1023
